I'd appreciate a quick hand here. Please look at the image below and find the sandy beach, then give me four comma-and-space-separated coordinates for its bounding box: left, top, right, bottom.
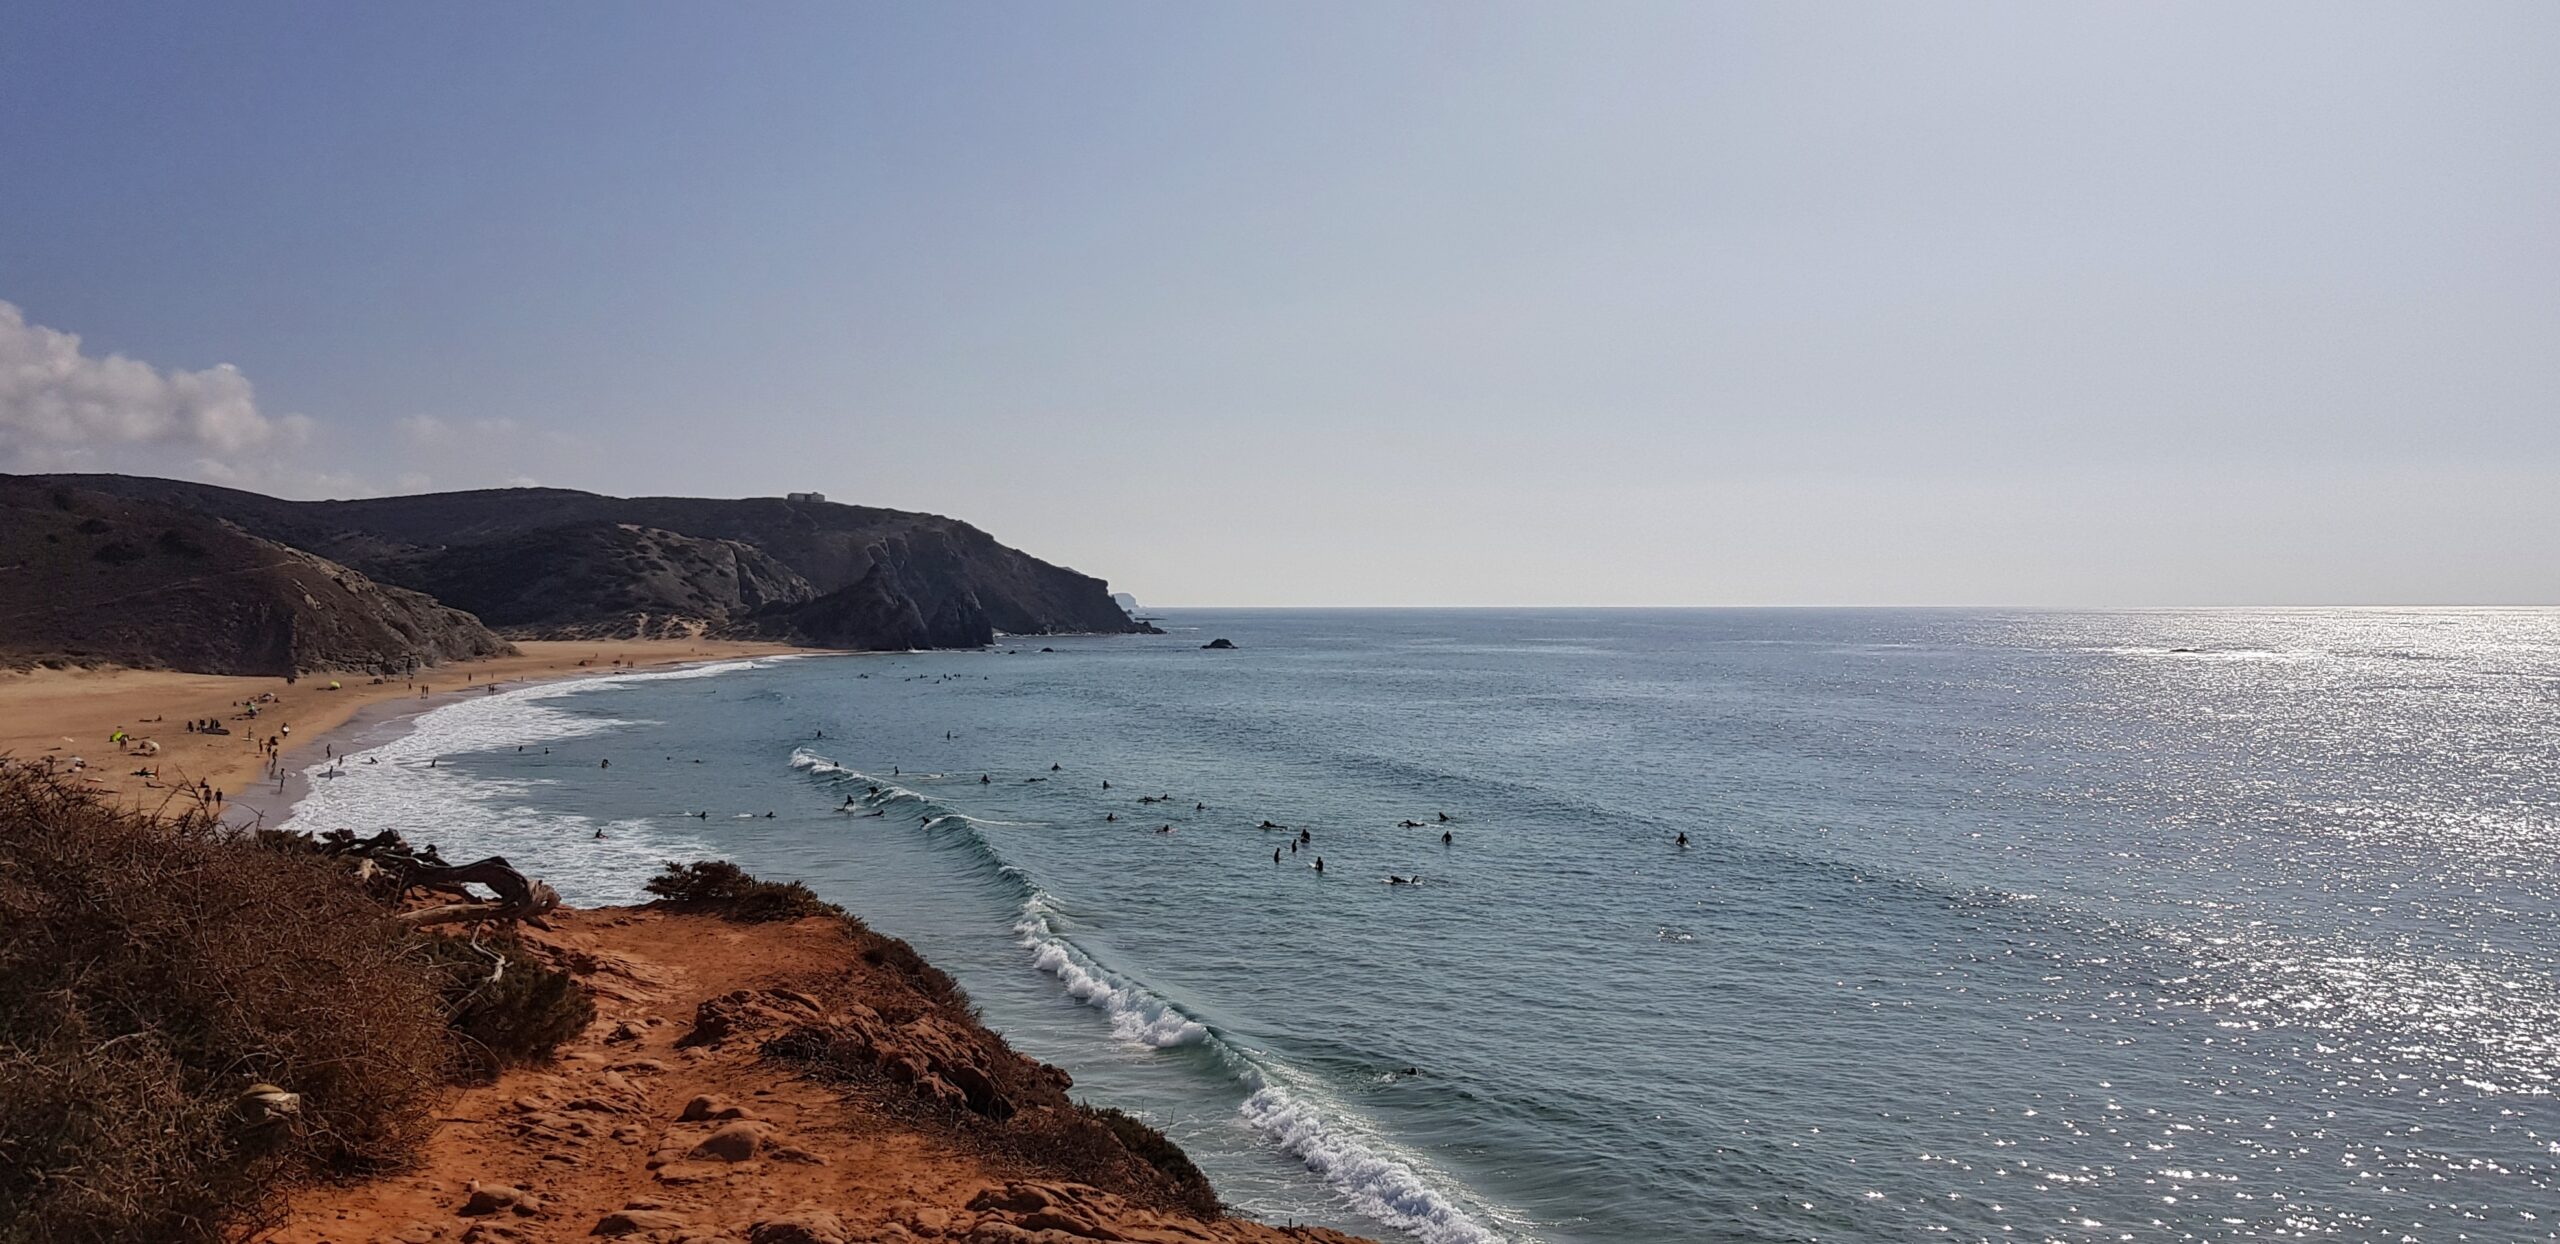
0, 640, 812, 816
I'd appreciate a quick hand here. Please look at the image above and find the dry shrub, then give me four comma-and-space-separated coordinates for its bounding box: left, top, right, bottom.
0, 766, 447, 1243
415, 931, 595, 1080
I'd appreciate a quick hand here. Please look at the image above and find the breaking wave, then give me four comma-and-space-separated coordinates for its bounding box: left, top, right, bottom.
790, 745, 1514, 1243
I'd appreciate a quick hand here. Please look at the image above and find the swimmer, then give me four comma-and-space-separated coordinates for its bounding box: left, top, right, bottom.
1259, 820, 1282, 830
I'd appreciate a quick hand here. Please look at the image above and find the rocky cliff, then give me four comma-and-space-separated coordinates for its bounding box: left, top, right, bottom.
19, 475, 1150, 648
0, 480, 512, 676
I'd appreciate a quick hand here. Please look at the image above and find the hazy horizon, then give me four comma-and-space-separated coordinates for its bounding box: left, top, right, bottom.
4, 3, 2553, 607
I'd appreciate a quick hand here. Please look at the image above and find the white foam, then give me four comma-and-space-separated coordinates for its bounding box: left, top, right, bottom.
281, 661, 781, 904
1240, 1083, 1504, 1244
799, 748, 1510, 1241
1014, 899, 1208, 1048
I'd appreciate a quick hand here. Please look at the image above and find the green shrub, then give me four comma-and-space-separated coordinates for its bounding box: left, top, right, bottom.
644, 859, 838, 922
414, 932, 595, 1080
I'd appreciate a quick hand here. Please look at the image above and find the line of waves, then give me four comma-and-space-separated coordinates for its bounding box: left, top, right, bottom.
787, 747, 1509, 1244
283, 658, 789, 905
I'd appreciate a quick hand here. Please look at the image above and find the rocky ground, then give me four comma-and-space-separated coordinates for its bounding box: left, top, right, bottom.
273, 907, 1367, 1244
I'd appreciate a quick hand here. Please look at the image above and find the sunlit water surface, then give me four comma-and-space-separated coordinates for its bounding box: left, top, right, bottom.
288, 609, 2560, 1243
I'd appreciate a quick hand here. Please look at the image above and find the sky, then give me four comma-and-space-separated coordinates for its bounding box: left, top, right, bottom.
2, 3, 2554, 606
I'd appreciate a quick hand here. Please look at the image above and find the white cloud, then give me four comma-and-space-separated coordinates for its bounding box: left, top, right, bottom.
0, 301, 310, 464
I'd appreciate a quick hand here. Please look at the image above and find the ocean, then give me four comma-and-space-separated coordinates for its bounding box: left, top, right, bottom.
282, 609, 2560, 1243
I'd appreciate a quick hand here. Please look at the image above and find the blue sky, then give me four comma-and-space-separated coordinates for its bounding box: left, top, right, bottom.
3, 3, 2554, 604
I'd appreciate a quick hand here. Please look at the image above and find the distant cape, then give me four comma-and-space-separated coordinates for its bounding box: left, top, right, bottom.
1, 474, 1155, 675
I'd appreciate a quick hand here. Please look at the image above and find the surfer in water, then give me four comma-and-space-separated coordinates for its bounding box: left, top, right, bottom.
1274, 848, 1281, 863
1313, 856, 1324, 873
1442, 830, 1453, 845
980, 774, 990, 784
1676, 832, 1689, 847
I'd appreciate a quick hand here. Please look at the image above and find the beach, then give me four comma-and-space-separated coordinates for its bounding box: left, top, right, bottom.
0, 640, 809, 815
278, 608, 2560, 1243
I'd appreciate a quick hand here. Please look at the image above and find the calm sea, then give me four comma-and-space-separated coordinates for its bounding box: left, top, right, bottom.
285, 609, 2560, 1243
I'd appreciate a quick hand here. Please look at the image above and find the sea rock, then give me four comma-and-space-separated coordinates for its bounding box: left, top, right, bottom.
1199, 638, 1237, 650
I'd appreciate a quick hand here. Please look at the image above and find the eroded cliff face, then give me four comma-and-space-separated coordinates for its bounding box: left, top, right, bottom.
384, 521, 818, 639
20, 475, 1146, 651
0, 480, 511, 676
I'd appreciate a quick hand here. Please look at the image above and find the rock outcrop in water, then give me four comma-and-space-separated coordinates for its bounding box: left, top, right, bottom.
13, 474, 1153, 651
0, 479, 511, 676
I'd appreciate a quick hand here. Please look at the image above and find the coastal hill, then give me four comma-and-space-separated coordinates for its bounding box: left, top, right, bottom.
7, 474, 1151, 665
0, 478, 511, 677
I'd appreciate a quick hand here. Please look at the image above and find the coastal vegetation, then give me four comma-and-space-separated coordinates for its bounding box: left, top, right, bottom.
0, 766, 590, 1243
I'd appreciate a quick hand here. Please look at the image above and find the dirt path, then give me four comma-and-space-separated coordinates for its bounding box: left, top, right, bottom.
271, 909, 1367, 1244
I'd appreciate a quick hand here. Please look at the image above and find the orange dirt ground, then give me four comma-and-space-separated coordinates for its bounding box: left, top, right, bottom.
266, 907, 1369, 1244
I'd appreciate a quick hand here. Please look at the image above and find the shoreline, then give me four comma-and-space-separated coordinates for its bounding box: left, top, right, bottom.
0, 639, 815, 820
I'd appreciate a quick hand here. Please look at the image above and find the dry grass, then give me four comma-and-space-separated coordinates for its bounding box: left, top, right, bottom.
0, 765, 591, 1243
